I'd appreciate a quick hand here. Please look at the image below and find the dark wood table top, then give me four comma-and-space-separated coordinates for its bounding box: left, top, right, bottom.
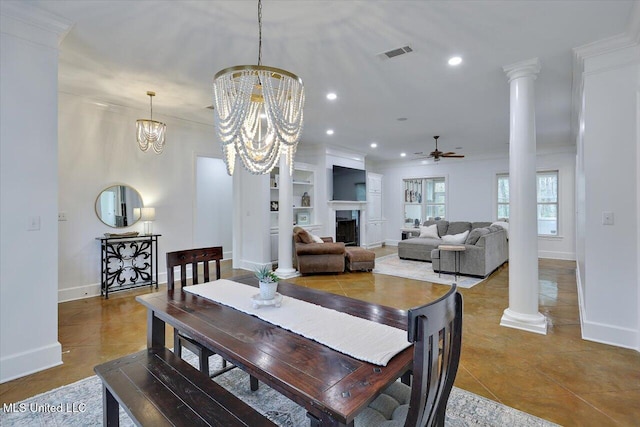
136, 275, 413, 426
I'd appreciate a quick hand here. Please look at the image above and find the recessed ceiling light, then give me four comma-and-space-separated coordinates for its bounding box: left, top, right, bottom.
400, 152, 406, 157
326, 129, 334, 135
448, 56, 462, 66
326, 92, 337, 100
397, 117, 408, 121
370, 142, 377, 148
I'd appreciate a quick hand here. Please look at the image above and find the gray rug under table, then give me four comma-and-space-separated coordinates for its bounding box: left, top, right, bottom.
1, 352, 558, 426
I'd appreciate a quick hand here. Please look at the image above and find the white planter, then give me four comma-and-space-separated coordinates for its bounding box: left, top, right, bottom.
259, 281, 278, 300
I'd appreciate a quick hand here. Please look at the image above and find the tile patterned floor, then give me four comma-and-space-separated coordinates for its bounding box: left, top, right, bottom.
1, 249, 639, 426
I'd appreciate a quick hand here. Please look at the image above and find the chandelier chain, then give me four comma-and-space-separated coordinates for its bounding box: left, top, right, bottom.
257, 0, 262, 66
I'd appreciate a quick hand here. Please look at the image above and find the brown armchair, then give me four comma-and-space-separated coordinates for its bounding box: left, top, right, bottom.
293, 226, 345, 275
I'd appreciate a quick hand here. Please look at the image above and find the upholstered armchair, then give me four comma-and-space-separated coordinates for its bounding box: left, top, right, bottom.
293, 226, 345, 275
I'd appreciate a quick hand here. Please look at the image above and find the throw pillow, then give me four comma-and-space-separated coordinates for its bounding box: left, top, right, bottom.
465, 227, 490, 245
441, 230, 469, 245
491, 221, 509, 239
310, 233, 324, 244
418, 224, 440, 239
295, 228, 315, 244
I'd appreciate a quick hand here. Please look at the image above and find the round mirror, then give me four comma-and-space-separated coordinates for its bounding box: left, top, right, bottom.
95, 185, 144, 228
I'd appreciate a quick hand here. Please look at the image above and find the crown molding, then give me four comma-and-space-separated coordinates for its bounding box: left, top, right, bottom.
0, 1, 72, 48
570, 2, 640, 145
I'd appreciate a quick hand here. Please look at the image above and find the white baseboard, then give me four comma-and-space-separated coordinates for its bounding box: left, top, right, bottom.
576, 263, 638, 350
58, 272, 169, 303
385, 239, 400, 247
234, 259, 269, 272
58, 283, 102, 302
0, 342, 62, 383
538, 250, 576, 260
581, 319, 638, 350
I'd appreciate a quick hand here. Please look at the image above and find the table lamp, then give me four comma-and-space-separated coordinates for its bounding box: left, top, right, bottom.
141, 207, 155, 235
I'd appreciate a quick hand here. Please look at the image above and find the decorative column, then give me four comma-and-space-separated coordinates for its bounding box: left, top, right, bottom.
500, 58, 547, 335
275, 155, 298, 278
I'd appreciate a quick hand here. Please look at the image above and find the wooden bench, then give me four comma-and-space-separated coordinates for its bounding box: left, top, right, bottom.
94, 347, 275, 427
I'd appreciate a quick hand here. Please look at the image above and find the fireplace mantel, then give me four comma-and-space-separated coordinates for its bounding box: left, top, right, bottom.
327, 200, 367, 211
327, 201, 368, 246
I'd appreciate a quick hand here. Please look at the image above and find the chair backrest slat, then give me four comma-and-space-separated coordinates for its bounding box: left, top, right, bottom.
166, 247, 223, 290
404, 284, 462, 427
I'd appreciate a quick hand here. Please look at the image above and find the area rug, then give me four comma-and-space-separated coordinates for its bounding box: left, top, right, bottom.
1, 353, 557, 427
374, 254, 484, 288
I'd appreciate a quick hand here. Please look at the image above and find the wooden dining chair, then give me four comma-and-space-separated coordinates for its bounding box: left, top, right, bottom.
166, 246, 224, 375
355, 284, 462, 427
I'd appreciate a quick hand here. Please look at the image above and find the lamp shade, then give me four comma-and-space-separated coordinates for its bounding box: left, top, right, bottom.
140, 207, 155, 221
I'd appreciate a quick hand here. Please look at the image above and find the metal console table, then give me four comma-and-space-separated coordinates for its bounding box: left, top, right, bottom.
97, 234, 160, 298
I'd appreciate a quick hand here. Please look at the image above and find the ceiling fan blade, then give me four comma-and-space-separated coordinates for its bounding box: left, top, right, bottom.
442, 154, 465, 158
442, 152, 457, 156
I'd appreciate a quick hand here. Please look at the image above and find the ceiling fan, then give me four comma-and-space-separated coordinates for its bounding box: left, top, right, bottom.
414, 136, 465, 162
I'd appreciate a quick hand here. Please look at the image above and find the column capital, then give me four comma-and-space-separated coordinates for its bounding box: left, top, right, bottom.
503, 58, 541, 83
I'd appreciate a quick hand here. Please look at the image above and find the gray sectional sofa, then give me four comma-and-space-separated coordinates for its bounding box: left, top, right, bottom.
398, 220, 508, 278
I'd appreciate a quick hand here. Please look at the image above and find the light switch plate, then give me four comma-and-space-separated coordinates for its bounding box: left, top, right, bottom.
27, 216, 41, 231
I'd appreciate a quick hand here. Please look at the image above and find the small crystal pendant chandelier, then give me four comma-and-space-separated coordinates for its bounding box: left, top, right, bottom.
213, 0, 305, 175
136, 91, 166, 154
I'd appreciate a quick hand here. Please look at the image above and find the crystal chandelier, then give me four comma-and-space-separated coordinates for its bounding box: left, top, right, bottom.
213, 0, 304, 175
136, 91, 166, 154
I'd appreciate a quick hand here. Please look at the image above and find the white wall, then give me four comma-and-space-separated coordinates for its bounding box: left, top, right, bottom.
375, 150, 576, 260
231, 169, 271, 270
0, 3, 68, 383
195, 157, 233, 257
57, 93, 224, 301
577, 41, 639, 349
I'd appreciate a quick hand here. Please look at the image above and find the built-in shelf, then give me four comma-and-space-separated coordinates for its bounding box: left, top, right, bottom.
269, 163, 316, 261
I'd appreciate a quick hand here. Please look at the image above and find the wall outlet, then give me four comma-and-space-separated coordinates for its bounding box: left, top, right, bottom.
58, 212, 68, 221
602, 211, 614, 225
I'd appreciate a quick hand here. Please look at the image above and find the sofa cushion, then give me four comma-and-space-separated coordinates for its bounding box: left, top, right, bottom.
472, 221, 492, 230
491, 221, 509, 239
422, 220, 449, 238
488, 225, 502, 233
445, 221, 472, 236
418, 224, 440, 239
309, 233, 324, 243
441, 230, 469, 244
465, 227, 490, 245
294, 227, 315, 244
296, 242, 345, 256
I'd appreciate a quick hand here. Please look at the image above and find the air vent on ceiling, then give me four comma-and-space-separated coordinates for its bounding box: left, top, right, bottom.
378, 45, 413, 60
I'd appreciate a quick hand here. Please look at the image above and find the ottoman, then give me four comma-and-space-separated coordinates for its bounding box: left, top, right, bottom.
345, 247, 376, 272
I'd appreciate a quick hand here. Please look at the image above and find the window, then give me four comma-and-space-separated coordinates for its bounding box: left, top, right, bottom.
425, 178, 446, 220
403, 177, 446, 226
496, 171, 558, 236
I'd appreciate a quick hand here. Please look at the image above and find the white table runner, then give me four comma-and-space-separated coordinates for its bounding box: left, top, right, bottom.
183, 279, 412, 366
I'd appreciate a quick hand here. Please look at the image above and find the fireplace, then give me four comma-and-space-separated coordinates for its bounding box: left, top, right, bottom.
336, 210, 360, 246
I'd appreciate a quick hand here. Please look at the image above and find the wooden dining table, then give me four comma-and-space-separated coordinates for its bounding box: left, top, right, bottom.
136, 275, 413, 426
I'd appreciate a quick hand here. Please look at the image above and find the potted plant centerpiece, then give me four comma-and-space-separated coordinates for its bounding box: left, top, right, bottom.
255, 265, 280, 300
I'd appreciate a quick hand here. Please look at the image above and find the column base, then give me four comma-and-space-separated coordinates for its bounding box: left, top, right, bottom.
500, 308, 548, 335
274, 268, 299, 280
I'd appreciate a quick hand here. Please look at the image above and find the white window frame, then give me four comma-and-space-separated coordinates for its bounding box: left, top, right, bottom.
403, 176, 447, 226
495, 170, 559, 236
